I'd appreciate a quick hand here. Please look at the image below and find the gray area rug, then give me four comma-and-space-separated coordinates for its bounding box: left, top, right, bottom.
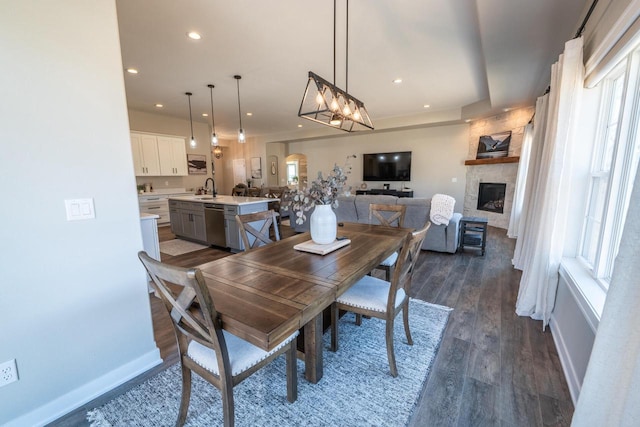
159, 239, 209, 256
88, 299, 451, 427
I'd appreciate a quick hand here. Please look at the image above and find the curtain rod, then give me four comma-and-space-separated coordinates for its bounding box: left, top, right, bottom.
575, 0, 599, 38
540, 1, 598, 97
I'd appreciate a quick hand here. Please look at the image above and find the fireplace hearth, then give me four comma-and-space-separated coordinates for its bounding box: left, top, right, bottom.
477, 183, 506, 214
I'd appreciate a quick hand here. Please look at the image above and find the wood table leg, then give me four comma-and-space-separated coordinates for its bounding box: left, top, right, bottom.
304, 313, 323, 383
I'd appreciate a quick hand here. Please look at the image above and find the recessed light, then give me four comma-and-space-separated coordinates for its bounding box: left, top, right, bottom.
155, 103, 163, 108
126, 68, 138, 74
423, 104, 430, 108
246, 112, 253, 116
393, 78, 402, 84
297, 124, 303, 128
464, 119, 471, 123
187, 31, 201, 40
202, 113, 208, 117
503, 108, 511, 112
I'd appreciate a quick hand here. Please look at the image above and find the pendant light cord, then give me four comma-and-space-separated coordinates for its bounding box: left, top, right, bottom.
236, 77, 243, 129
346, 0, 349, 94
333, 0, 336, 87
208, 85, 216, 133
187, 92, 194, 140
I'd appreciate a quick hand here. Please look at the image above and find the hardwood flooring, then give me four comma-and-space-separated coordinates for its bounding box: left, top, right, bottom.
49, 224, 573, 426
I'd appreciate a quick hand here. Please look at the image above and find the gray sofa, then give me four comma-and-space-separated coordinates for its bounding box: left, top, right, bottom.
289, 194, 462, 253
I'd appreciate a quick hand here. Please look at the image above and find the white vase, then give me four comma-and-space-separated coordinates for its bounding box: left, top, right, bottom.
310, 204, 337, 244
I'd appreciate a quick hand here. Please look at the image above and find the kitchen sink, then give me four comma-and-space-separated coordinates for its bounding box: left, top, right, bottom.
196, 196, 214, 200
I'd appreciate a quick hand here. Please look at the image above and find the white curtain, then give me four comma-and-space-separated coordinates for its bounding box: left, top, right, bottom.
514, 37, 584, 328
572, 164, 640, 426
507, 122, 534, 238
512, 96, 549, 269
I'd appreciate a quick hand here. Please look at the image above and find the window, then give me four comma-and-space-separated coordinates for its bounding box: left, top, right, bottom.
286, 161, 298, 185
579, 52, 640, 289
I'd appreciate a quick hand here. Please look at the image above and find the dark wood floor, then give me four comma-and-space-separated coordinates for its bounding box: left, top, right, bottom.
50, 224, 573, 426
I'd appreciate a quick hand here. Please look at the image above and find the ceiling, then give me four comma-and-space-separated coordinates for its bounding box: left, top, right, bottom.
116, 0, 589, 141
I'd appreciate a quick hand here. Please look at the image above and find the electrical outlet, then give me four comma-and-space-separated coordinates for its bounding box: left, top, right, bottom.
0, 359, 19, 387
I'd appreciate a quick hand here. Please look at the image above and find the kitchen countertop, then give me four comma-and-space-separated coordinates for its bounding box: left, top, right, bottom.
169, 195, 278, 206
140, 212, 160, 220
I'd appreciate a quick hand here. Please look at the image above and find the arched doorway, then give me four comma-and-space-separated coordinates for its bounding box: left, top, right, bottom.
285, 153, 308, 188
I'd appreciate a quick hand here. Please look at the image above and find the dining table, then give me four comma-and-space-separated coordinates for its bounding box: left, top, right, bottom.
196, 222, 411, 383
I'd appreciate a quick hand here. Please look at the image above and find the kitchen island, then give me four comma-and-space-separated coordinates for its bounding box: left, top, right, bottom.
168, 195, 276, 252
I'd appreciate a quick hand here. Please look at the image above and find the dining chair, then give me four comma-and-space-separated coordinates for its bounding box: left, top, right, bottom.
138, 251, 298, 427
232, 184, 247, 196
246, 187, 261, 197
235, 209, 281, 251
369, 203, 407, 281
330, 222, 430, 377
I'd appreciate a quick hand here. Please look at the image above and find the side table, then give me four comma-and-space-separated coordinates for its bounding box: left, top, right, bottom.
458, 216, 488, 256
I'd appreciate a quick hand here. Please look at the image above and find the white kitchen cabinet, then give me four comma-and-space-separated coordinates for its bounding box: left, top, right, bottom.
131, 133, 160, 176
140, 213, 160, 292
157, 136, 188, 176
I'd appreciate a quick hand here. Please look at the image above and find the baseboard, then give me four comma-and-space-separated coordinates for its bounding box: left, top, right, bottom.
549, 315, 581, 405
5, 348, 162, 427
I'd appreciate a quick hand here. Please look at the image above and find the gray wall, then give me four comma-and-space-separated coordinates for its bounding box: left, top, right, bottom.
287, 124, 469, 208
0, 1, 160, 425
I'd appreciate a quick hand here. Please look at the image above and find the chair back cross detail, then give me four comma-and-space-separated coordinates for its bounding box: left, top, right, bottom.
369, 203, 406, 227
235, 209, 281, 252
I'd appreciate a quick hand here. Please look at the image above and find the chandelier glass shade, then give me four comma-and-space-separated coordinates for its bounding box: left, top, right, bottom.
213, 145, 223, 159
299, 71, 373, 131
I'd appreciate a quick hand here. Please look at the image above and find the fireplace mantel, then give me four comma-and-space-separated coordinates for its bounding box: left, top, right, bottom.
464, 156, 520, 166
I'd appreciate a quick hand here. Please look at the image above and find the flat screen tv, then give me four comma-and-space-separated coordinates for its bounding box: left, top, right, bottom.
363, 151, 411, 181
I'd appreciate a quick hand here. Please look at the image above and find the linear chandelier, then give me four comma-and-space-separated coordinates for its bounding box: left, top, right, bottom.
298, 0, 373, 132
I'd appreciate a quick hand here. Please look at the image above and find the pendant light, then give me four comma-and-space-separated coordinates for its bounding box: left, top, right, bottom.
207, 84, 219, 146
298, 0, 373, 132
207, 84, 223, 159
234, 75, 246, 143
185, 92, 196, 147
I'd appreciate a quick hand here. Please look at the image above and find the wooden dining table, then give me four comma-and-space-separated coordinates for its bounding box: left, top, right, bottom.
196, 222, 411, 383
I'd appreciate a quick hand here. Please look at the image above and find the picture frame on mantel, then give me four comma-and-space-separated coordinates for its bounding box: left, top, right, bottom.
187, 154, 207, 174
476, 131, 511, 159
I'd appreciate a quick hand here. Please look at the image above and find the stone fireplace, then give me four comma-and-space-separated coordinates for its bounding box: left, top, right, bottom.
462, 107, 533, 229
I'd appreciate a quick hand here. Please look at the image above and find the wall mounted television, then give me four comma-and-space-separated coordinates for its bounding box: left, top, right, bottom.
362, 151, 412, 181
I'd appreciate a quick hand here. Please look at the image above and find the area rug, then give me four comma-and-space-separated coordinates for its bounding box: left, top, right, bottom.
159, 239, 209, 256
87, 299, 451, 427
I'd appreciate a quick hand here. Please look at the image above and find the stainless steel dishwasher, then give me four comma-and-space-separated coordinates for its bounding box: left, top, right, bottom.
204, 203, 226, 247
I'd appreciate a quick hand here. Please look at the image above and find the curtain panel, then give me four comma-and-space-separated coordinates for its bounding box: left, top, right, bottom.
507, 122, 533, 239
514, 37, 584, 328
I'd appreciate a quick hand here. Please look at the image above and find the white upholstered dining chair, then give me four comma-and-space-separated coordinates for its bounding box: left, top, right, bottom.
369, 203, 407, 281
138, 251, 298, 427
330, 222, 430, 377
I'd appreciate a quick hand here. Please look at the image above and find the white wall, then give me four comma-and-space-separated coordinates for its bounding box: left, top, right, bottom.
551, 272, 597, 404
0, 2, 160, 425
286, 124, 469, 208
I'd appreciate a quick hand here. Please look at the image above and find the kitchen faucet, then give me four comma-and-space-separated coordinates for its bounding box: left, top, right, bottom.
204, 177, 216, 196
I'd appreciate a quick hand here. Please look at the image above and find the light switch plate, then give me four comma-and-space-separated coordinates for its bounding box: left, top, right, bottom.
65, 198, 95, 221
